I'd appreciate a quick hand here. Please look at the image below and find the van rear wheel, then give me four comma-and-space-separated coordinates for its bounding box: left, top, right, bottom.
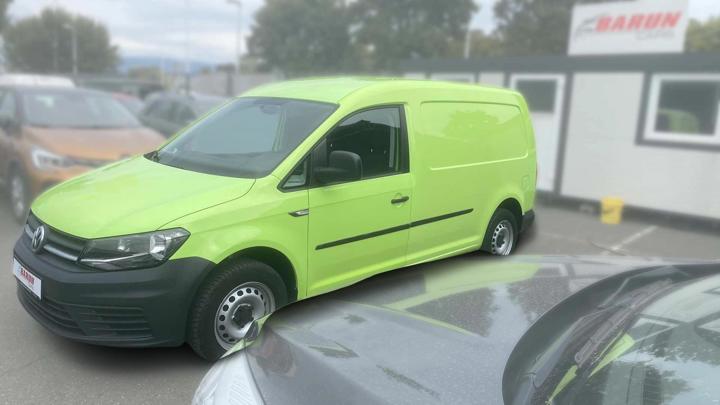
482, 208, 519, 256
187, 258, 288, 361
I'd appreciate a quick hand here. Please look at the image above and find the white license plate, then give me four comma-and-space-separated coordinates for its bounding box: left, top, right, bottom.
13, 258, 42, 299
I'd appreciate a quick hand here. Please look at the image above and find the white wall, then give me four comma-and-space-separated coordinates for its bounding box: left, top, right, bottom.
561, 72, 720, 219
478, 72, 505, 87
429, 72, 476, 83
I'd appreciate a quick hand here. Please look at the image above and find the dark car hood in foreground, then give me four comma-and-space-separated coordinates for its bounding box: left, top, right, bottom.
198, 255, 708, 405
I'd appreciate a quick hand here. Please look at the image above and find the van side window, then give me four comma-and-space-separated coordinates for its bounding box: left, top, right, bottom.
282, 157, 309, 189
322, 107, 405, 180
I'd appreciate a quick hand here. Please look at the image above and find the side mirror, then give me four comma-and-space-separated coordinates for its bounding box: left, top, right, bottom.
314, 150, 363, 185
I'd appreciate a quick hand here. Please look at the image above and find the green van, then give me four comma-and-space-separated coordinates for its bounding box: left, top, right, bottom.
13, 78, 536, 359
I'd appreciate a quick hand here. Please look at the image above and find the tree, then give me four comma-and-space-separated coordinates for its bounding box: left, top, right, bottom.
493, 0, 614, 55
493, 0, 577, 55
467, 29, 505, 57
248, 0, 478, 75
247, 0, 356, 76
351, 0, 477, 71
686, 17, 720, 52
4, 8, 118, 74
0, 0, 12, 32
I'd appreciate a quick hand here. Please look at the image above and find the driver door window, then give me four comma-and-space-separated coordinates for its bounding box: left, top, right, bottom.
314, 107, 406, 182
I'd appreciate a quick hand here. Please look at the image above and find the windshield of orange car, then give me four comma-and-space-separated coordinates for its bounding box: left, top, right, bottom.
22, 89, 142, 129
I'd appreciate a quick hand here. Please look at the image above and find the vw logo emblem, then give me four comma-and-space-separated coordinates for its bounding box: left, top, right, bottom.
31, 225, 46, 253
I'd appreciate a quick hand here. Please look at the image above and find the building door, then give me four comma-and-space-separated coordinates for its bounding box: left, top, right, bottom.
510, 74, 566, 192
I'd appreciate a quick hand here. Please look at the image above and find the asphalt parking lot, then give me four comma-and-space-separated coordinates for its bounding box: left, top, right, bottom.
0, 195, 718, 404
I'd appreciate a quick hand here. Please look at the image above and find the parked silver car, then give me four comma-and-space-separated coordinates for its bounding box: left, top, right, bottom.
194, 255, 720, 404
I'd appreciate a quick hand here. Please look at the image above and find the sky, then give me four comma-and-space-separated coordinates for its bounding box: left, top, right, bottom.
7, 0, 720, 65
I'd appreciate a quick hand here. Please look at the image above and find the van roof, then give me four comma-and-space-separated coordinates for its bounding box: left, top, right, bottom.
242, 77, 515, 104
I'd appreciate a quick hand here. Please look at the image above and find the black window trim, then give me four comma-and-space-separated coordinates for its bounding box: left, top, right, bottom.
278, 103, 410, 192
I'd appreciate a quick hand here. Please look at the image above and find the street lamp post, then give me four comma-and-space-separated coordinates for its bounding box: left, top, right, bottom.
227, 0, 242, 75
62, 22, 78, 76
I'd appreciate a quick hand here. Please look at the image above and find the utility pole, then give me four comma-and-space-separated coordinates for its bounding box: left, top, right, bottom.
63, 22, 78, 76
227, 0, 242, 75
464, 28, 472, 59
184, 0, 191, 93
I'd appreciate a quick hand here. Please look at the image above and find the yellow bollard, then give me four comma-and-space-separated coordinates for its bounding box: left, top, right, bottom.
601, 197, 624, 224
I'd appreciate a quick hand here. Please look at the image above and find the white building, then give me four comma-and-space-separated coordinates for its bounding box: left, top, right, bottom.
401, 53, 720, 220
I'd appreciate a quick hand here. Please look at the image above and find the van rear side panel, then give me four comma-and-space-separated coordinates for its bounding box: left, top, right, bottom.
406, 99, 534, 264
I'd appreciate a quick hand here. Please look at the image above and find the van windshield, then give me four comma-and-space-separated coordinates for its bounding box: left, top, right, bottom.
152, 97, 337, 178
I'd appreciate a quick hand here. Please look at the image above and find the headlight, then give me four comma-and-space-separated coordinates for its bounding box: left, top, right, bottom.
79, 228, 189, 270
31, 148, 72, 170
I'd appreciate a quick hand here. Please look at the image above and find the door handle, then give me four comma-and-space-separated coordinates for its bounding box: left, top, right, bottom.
391, 196, 410, 205
289, 209, 309, 217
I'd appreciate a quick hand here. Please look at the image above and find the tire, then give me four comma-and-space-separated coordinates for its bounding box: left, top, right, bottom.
187, 258, 288, 361
8, 168, 30, 223
481, 208, 519, 256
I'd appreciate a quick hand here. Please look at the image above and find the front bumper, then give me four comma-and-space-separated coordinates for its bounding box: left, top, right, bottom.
13, 233, 214, 347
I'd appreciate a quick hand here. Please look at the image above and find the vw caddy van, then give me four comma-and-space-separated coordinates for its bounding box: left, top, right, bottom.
13, 78, 536, 360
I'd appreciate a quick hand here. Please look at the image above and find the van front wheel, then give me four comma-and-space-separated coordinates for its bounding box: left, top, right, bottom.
187, 258, 288, 361
482, 208, 519, 256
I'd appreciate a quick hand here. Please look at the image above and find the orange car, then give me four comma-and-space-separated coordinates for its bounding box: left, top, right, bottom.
0, 84, 165, 221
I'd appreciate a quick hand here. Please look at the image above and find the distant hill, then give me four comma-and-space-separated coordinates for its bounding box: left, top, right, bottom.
119, 56, 216, 75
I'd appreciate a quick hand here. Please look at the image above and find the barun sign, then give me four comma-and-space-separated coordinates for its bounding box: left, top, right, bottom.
568, 0, 689, 55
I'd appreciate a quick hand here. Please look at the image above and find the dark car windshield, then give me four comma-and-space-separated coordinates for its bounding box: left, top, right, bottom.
22, 89, 141, 129
152, 97, 336, 178
505, 269, 720, 405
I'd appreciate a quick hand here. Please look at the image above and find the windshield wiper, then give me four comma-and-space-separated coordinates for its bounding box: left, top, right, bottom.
524, 277, 675, 404
554, 279, 676, 403
572, 279, 673, 371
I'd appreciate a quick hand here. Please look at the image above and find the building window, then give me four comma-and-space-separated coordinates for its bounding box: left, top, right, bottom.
644, 74, 720, 145
515, 79, 557, 113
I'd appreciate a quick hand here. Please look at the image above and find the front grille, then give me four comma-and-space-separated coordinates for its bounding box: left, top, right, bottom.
25, 212, 86, 262
73, 306, 153, 337
18, 284, 153, 339
18, 284, 84, 335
